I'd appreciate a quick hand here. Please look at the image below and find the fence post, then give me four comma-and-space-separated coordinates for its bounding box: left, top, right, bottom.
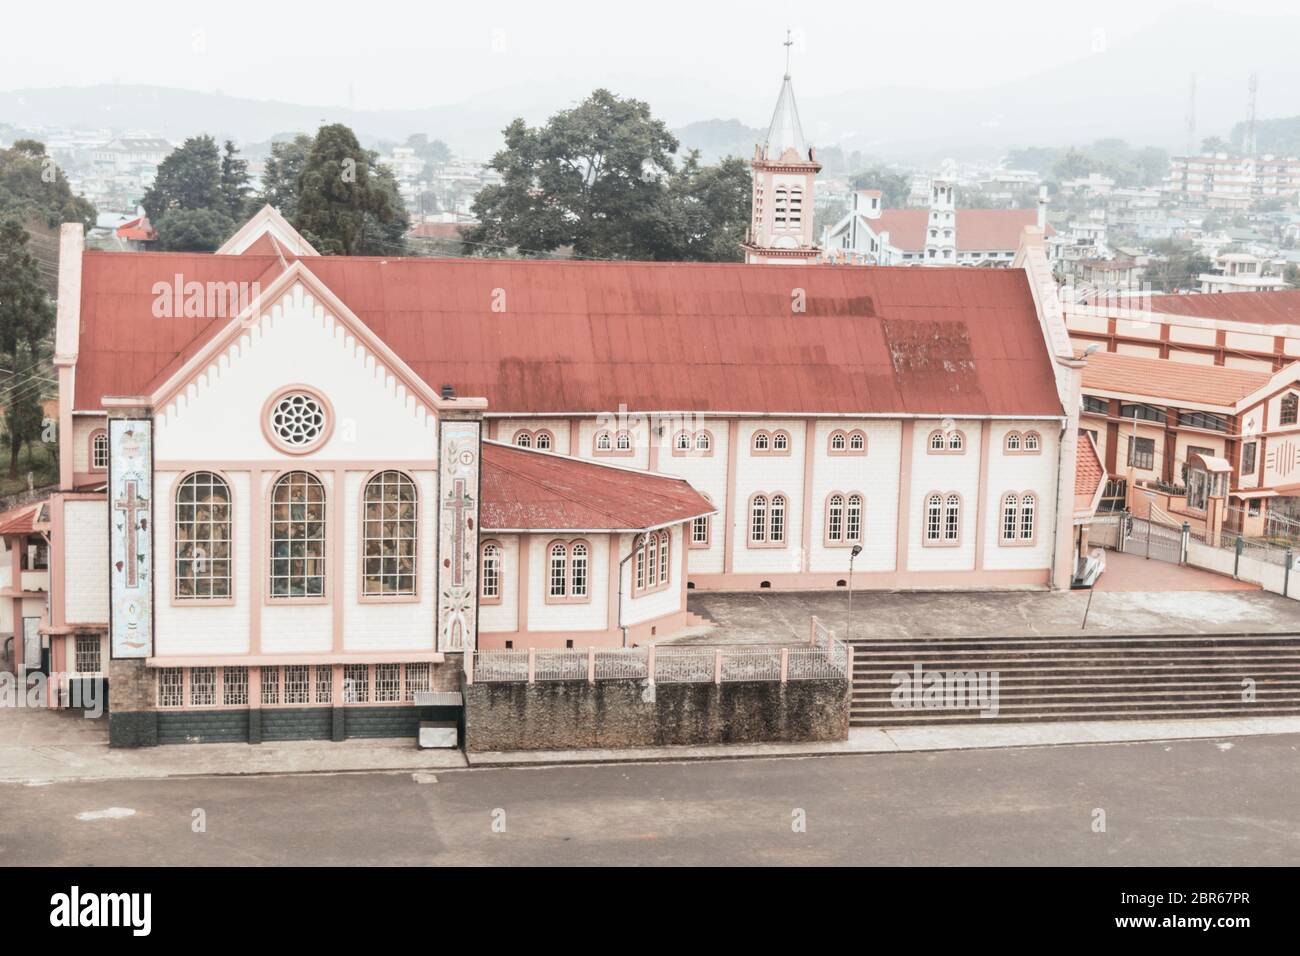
780, 647, 789, 683
826, 630, 835, 661
527, 647, 536, 684
809, 615, 818, 645
1181, 522, 1190, 565
647, 645, 656, 685
1234, 535, 1244, 580
587, 646, 596, 684
713, 648, 723, 685
1118, 509, 1129, 554
465, 648, 475, 685
1286, 548, 1294, 598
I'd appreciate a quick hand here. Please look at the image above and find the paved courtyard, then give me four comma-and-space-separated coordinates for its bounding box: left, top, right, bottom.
681, 577, 1300, 646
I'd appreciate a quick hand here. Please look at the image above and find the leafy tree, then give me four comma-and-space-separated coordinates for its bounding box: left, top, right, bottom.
293, 124, 408, 256
1200, 136, 1232, 154
464, 90, 681, 259
849, 167, 910, 209
154, 207, 236, 252
141, 135, 222, 224
219, 140, 252, 221
406, 134, 451, 165
3, 353, 46, 478
661, 152, 751, 262
0, 141, 96, 231
260, 134, 314, 219
1143, 241, 1213, 293
0, 218, 54, 355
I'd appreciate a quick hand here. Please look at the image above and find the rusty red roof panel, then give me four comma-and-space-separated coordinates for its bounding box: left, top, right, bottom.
75, 252, 1063, 417
1147, 289, 1300, 325
480, 442, 713, 531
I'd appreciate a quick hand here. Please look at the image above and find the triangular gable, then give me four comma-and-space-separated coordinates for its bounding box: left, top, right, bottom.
132, 260, 477, 418
1234, 360, 1300, 415
217, 205, 320, 257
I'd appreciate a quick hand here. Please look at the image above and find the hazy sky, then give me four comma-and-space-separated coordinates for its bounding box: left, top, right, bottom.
4, 0, 1298, 118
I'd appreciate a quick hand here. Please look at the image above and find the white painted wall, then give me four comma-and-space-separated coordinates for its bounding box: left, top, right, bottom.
478, 533, 519, 634
732, 419, 805, 575
64, 499, 108, 624
525, 534, 610, 633
808, 420, 901, 574
907, 420, 982, 572
981, 424, 1058, 571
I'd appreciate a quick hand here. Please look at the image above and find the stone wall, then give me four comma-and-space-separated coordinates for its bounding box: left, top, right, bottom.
107, 659, 158, 748
463, 678, 849, 752
147, 704, 461, 745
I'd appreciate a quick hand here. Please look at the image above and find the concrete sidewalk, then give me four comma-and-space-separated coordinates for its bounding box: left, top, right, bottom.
5, 708, 1300, 783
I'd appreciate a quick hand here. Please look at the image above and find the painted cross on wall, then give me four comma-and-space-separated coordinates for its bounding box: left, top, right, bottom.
109, 419, 153, 659
437, 420, 481, 652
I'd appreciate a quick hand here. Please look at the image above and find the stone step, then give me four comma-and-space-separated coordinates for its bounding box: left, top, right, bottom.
850, 704, 1300, 726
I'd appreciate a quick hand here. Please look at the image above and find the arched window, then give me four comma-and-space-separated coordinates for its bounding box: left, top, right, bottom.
1283, 393, 1298, 426
1019, 493, 1036, 541
547, 540, 590, 602
549, 542, 568, 597
635, 538, 646, 590
948, 431, 963, 451
657, 530, 670, 584
269, 471, 326, 598
362, 470, 417, 597
846, 494, 863, 542
616, 431, 632, 451
831, 432, 847, 452
675, 431, 691, 451
535, 431, 553, 451
514, 430, 532, 448
1005, 431, 1022, 452
174, 471, 232, 599
91, 430, 109, 471
646, 534, 659, 587
695, 431, 711, 452
926, 494, 944, 541
691, 514, 710, 548
750, 494, 767, 543
930, 430, 946, 452
1001, 493, 1019, 541
770, 494, 787, 543
480, 541, 502, 602
596, 431, 612, 451
753, 431, 770, 452
788, 187, 803, 226
849, 431, 866, 452
928, 428, 965, 453
944, 494, 961, 541
774, 188, 788, 224
773, 431, 790, 452
1024, 431, 1040, 452
827, 494, 844, 541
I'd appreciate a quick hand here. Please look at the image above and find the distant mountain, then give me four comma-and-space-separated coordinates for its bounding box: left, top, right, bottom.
1231, 116, 1300, 157
3, 6, 1298, 164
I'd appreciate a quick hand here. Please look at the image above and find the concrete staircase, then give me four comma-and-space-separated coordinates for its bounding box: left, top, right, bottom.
849, 633, 1300, 726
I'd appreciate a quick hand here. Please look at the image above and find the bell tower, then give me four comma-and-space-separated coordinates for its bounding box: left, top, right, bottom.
742, 32, 822, 264
923, 179, 957, 265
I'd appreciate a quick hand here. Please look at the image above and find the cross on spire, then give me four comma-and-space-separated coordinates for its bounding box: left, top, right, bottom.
784, 29, 793, 78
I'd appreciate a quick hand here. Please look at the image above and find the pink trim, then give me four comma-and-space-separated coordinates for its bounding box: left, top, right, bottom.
670, 430, 716, 458
1003, 429, 1043, 455
477, 606, 692, 650
155, 458, 439, 471
169, 469, 237, 607
517, 535, 530, 633
921, 490, 963, 548
723, 420, 739, 574
332, 468, 344, 651
751, 428, 793, 456
822, 491, 865, 547
685, 568, 1050, 592
356, 468, 421, 604
593, 430, 635, 457
800, 420, 815, 571
926, 428, 967, 455
264, 468, 329, 606
510, 427, 557, 452
606, 534, 620, 632
58, 367, 75, 490
896, 421, 913, 572
688, 502, 712, 550
746, 491, 790, 548
997, 490, 1040, 547
147, 651, 446, 668
88, 427, 108, 472
827, 428, 868, 456
260, 385, 336, 456
543, 538, 593, 604
479, 539, 504, 605
568, 419, 581, 457
974, 420, 992, 570
249, 468, 262, 653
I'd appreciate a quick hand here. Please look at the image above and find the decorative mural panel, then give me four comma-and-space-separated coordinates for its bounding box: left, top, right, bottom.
437, 420, 481, 652
1266, 438, 1299, 484
109, 419, 153, 659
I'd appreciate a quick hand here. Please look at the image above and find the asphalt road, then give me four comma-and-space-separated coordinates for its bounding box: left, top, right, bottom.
4, 734, 1299, 866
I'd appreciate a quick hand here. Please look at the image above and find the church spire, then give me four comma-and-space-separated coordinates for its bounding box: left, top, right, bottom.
764, 30, 808, 160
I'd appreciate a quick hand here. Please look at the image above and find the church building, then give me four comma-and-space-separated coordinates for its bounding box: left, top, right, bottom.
35, 62, 1091, 744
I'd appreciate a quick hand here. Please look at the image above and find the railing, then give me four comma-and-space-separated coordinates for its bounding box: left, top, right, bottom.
467, 620, 851, 686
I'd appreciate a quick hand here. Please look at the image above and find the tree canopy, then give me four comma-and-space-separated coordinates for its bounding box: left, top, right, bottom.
463, 90, 750, 261
260, 134, 314, 220
292, 124, 409, 256
141, 135, 223, 225
0, 141, 96, 232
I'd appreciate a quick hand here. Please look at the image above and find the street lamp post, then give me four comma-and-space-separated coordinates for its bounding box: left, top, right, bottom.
847, 544, 863, 641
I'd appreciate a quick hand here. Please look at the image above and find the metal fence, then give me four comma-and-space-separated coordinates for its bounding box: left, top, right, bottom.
468, 622, 851, 686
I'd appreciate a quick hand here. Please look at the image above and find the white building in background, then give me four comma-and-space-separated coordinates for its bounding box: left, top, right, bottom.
1199, 253, 1286, 294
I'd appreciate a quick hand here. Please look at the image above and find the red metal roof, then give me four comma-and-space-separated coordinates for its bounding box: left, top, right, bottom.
74, 251, 1064, 417
1147, 289, 1300, 326
115, 216, 157, 242
480, 442, 712, 531
875, 209, 1052, 253
0, 502, 40, 537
